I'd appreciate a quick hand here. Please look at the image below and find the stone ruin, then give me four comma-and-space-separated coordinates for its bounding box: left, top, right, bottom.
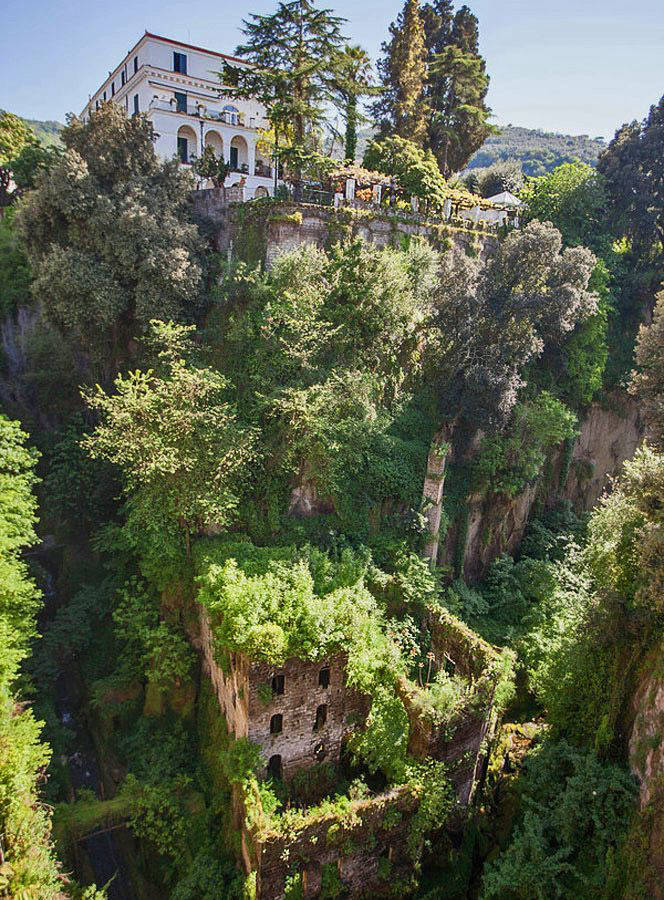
193, 601, 505, 898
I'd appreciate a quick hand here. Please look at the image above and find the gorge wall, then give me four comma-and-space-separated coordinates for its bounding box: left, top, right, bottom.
445, 393, 643, 580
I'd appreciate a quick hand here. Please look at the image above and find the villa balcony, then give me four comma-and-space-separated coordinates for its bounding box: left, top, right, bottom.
149, 97, 264, 129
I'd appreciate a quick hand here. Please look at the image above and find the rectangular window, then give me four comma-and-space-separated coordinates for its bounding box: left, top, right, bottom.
121, 70, 126, 86
314, 704, 327, 731
271, 674, 285, 696
230, 146, 239, 170
173, 52, 187, 74
133, 94, 139, 115
318, 667, 330, 689
134, 55, 138, 74
177, 136, 188, 164
95, 100, 99, 110
111, 81, 115, 96
174, 91, 187, 114
103, 90, 106, 101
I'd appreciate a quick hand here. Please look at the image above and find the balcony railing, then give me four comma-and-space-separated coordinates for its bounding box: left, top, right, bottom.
148, 98, 264, 129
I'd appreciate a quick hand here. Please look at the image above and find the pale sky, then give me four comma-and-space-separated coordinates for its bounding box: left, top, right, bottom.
2, 0, 662, 139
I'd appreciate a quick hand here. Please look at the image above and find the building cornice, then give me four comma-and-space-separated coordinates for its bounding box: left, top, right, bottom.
143, 32, 247, 66
143, 66, 232, 96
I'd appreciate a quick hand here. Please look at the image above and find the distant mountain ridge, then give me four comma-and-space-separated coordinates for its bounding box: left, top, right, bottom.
466, 124, 605, 176
23, 117, 64, 148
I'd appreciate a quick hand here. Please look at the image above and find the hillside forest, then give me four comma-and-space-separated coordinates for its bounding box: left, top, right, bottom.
1, 0, 664, 898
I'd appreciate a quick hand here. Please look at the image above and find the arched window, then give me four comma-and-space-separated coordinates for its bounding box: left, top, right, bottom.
268, 754, 282, 780
177, 125, 197, 164
270, 713, 283, 734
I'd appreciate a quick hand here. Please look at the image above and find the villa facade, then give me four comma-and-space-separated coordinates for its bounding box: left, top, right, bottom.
81, 32, 277, 199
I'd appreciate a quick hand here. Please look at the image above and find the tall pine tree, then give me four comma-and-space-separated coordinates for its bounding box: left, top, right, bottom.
224, 0, 346, 186
427, 4, 493, 175
373, 0, 429, 146
330, 45, 376, 162
374, 1, 493, 175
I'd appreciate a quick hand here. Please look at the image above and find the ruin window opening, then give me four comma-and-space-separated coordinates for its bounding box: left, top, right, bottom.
270, 713, 283, 734
318, 666, 330, 688
314, 741, 326, 761
272, 673, 285, 695
314, 704, 327, 731
268, 754, 282, 780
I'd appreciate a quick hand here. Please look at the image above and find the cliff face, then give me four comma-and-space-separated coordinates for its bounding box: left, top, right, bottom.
630, 649, 664, 808
445, 394, 643, 580
627, 642, 664, 896
561, 395, 642, 511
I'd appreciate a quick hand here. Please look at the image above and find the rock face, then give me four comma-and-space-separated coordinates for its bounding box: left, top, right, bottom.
561, 395, 643, 511
628, 643, 664, 896
448, 394, 643, 580
629, 645, 664, 808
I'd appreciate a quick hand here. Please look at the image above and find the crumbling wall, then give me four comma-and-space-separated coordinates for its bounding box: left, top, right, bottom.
196, 607, 250, 737
238, 784, 420, 900
195, 607, 366, 777
399, 608, 499, 805
246, 653, 367, 779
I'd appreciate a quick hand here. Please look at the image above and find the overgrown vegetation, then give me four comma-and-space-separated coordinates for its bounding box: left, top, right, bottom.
1, 9, 662, 896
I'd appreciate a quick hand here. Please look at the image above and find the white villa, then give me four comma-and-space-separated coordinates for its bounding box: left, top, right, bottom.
81, 32, 277, 199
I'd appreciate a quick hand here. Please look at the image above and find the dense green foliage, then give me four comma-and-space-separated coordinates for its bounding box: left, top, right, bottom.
16, 103, 204, 370
0, 110, 36, 206
467, 159, 524, 198
363, 135, 447, 204
374, 0, 493, 174
482, 741, 637, 898
598, 95, 664, 255
0, 415, 64, 896
83, 320, 255, 576
225, 0, 346, 186
196, 540, 392, 666
2, 32, 662, 898
521, 163, 609, 252
329, 45, 376, 161
0, 207, 31, 317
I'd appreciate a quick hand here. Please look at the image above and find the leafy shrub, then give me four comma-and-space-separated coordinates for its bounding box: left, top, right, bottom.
363, 136, 447, 206
473, 392, 577, 497
482, 740, 637, 899
113, 578, 194, 689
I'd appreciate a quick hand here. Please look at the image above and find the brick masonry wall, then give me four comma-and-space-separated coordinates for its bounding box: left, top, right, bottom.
195, 607, 250, 738
262, 205, 497, 269
246, 652, 367, 779
190, 193, 500, 265
195, 606, 367, 778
